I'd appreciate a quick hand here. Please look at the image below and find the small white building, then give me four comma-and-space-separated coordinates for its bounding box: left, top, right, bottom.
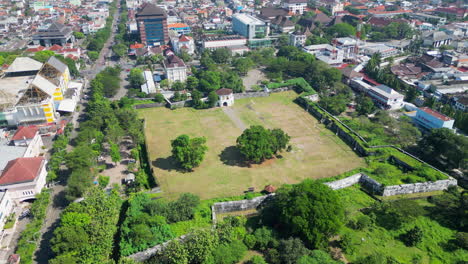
163, 53, 187, 83
0, 157, 47, 202
216, 88, 234, 107
141, 71, 157, 94
282, 0, 307, 15
171, 34, 195, 55
0, 191, 14, 231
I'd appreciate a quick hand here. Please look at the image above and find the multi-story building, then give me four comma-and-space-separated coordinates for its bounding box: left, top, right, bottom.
0, 191, 14, 231
136, 3, 169, 46
289, 27, 311, 47
202, 35, 248, 50
232, 13, 269, 40
32, 22, 74, 47
163, 53, 187, 82
0, 56, 72, 126
282, 0, 307, 15
414, 107, 454, 130
367, 85, 405, 110
171, 34, 195, 55
168, 23, 191, 35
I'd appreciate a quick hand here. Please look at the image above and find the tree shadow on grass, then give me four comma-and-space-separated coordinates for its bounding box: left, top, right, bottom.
152, 156, 190, 173
219, 146, 249, 167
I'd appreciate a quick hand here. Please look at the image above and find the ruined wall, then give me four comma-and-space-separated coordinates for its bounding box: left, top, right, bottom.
212, 194, 275, 214
134, 102, 166, 109
382, 178, 458, 196
233, 92, 269, 100
128, 235, 187, 262
325, 173, 362, 190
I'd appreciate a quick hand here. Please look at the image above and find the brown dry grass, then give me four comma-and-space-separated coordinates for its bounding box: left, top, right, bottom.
139, 91, 364, 199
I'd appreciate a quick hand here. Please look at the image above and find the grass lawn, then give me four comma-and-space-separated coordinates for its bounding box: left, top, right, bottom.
139, 91, 364, 199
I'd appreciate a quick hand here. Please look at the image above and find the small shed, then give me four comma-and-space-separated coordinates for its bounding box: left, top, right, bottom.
264, 184, 277, 193
124, 173, 135, 185
216, 88, 234, 107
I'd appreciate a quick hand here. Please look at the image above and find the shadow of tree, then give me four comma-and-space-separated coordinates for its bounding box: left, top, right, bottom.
219, 146, 249, 167
152, 156, 181, 172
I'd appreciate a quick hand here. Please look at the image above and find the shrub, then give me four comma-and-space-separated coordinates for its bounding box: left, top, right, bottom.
246, 255, 267, 264
98, 175, 110, 188
244, 234, 256, 249
455, 232, 468, 250
253, 227, 278, 251
212, 240, 247, 264
400, 226, 423, 247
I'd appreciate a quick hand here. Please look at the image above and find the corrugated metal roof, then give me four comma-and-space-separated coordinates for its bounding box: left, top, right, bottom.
46, 56, 67, 73
32, 74, 56, 97
6, 57, 43, 73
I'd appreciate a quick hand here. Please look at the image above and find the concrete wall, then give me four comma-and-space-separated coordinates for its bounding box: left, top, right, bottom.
382, 178, 457, 196
134, 103, 166, 109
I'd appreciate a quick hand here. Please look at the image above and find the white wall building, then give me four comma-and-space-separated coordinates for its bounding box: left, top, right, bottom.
282, 0, 307, 14
0, 157, 47, 202
163, 54, 187, 83
141, 71, 157, 94
368, 85, 405, 110
202, 35, 248, 50
216, 88, 234, 107
0, 191, 14, 231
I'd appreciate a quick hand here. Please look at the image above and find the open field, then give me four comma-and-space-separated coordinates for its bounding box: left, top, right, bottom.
139, 91, 364, 199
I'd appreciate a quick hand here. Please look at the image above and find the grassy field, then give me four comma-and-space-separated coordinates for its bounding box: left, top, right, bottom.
139, 91, 364, 199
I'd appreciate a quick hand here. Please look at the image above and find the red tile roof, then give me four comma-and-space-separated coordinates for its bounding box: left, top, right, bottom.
168, 23, 189, 28
130, 43, 145, 49
12, 126, 38, 141
48, 44, 63, 51
179, 35, 192, 42
0, 157, 45, 186
419, 107, 453, 121
216, 88, 233, 96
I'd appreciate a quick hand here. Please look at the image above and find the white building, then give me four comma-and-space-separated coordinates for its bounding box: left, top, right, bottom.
141, 71, 157, 94
362, 43, 399, 58
282, 0, 307, 14
163, 53, 187, 83
0, 157, 47, 202
171, 34, 195, 55
303, 44, 344, 65
0, 191, 14, 231
216, 88, 234, 107
202, 35, 248, 51
368, 85, 405, 110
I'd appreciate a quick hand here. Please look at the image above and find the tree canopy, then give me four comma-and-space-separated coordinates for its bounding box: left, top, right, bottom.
171, 135, 208, 170
236, 126, 290, 164
273, 180, 344, 248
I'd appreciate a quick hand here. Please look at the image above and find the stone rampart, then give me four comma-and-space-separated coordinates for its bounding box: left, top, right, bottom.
233, 91, 269, 100
382, 178, 457, 196
128, 235, 187, 262
134, 103, 166, 109
325, 173, 362, 190
212, 194, 275, 214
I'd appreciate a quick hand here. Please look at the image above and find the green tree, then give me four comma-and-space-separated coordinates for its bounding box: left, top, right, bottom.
212, 240, 248, 264
179, 50, 192, 62
110, 141, 121, 165
270, 128, 291, 154
318, 95, 347, 116
160, 79, 169, 89
400, 226, 423, 247
158, 240, 189, 264
88, 51, 99, 61
172, 81, 185, 91
186, 76, 199, 90
98, 175, 110, 188
112, 43, 127, 58
73, 31, 85, 39
274, 180, 344, 248
33, 50, 55, 62
207, 91, 219, 108
129, 68, 145, 88
211, 48, 231, 64
155, 93, 165, 103
420, 128, 468, 170
171, 135, 208, 171
298, 250, 342, 264
185, 230, 219, 264
246, 255, 267, 264
356, 95, 375, 116
277, 238, 310, 264
236, 126, 274, 163
198, 71, 221, 92
233, 57, 255, 75
327, 23, 356, 37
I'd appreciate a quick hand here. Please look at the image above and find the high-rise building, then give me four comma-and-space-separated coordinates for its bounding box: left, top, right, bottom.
136, 3, 169, 46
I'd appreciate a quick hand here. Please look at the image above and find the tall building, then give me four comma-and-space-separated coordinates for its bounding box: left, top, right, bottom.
232, 14, 269, 40
136, 3, 169, 46
282, 0, 308, 15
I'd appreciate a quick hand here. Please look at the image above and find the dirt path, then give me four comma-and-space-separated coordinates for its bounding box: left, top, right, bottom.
222, 107, 247, 131
242, 69, 267, 91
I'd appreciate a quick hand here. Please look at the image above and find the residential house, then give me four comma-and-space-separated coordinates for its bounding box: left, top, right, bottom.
270, 15, 294, 33
423, 31, 453, 48
367, 84, 405, 110
171, 34, 195, 55
0, 157, 47, 202
289, 27, 311, 47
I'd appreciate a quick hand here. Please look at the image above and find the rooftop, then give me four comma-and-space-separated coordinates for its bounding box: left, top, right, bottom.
233, 13, 265, 26
0, 142, 27, 172
137, 3, 167, 18
216, 88, 233, 96
0, 76, 35, 111
11, 126, 38, 141
418, 107, 453, 121
6, 57, 43, 74
0, 157, 45, 186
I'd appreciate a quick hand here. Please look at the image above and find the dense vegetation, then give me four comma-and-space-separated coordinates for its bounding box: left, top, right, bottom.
120, 193, 200, 256
50, 188, 121, 263
15, 190, 51, 264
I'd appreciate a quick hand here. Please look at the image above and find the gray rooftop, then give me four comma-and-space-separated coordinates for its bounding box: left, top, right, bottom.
46, 56, 67, 73
6, 57, 43, 73
0, 142, 26, 172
